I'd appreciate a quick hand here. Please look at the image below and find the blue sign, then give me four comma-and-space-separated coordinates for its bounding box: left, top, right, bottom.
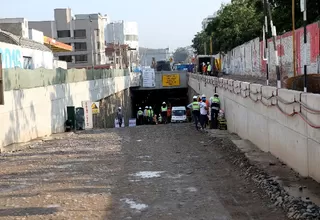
0, 46, 22, 68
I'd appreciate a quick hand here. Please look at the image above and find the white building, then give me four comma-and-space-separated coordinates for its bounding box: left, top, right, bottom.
29, 8, 108, 68
105, 20, 139, 67
105, 21, 138, 49
202, 12, 218, 30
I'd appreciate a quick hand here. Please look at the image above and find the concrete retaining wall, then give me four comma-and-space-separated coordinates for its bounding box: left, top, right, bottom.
189, 73, 320, 182
0, 71, 140, 151
222, 21, 320, 79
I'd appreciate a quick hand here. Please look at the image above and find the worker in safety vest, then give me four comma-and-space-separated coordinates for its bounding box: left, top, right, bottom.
209, 93, 221, 129
161, 102, 168, 124
207, 62, 212, 75
137, 107, 144, 125
147, 107, 151, 124
187, 96, 201, 130
143, 106, 148, 124
149, 106, 154, 124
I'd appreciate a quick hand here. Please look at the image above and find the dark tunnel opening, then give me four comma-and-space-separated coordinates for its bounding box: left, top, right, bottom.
130, 88, 189, 116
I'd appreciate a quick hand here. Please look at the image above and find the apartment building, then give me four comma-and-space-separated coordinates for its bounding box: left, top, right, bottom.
29, 8, 107, 68
105, 21, 139, 66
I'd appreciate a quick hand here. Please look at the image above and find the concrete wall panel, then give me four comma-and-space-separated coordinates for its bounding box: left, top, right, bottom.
0, 72, 139, 150
189, 73, 320, 182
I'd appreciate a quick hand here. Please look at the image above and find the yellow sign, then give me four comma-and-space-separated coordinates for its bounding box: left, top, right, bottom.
162, 74, 180, 87
91, 102, 100, 114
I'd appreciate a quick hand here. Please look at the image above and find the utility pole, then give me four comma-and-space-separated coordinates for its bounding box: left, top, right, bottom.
210, 35, 213, 55
266, 0, 281, 88
204, 42, 207, 55
300, 0, 307, 92
292, 0, 297, 77
263, 0, 269, 85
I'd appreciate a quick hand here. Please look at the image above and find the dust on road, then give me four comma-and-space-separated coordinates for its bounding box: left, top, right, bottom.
0, 124, 287, 220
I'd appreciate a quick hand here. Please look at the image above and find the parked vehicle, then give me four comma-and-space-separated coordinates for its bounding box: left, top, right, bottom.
171, 106, 187, 123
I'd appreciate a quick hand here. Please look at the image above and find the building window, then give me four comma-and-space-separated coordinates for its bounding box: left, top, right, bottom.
74, 29, 86, 39
23, 56, 33, 69
125, 35, 138, 41
95, 29, 99, 37
98, 53, 101, 63
75, 55, 88, 63
74, 42, 87, 51
59, 55, 72, 62
97, 41, 100, 50
57, 30, 71, 38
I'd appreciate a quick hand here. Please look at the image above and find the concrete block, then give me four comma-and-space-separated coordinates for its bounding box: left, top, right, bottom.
218, 78, 224, 88
261, 86, 277, 105
212, 77, 219, 86
247, 110, 269, 152
278, 89, 307, 136
227, 79, 234, 93
240, 82, 250, 97
249, 84, 262, 101
301, 93, 320, 144
233, 81, 241, 95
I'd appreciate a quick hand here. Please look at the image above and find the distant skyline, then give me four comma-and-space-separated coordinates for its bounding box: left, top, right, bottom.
0, 0, 230, 50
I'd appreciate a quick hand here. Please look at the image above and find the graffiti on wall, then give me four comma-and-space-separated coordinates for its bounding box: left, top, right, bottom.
0, 46, 23, 69
220, 22, 320, 79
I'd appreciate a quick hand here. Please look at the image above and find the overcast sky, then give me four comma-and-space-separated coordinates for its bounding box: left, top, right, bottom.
1, 0, 229, 50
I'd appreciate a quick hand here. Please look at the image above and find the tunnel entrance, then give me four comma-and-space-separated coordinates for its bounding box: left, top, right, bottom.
131, 88, 189, 116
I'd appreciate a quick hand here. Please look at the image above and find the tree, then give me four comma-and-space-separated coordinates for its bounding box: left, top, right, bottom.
173, 47, 190, 63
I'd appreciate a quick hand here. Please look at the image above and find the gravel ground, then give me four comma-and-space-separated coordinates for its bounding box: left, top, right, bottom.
0, 124, 288, 220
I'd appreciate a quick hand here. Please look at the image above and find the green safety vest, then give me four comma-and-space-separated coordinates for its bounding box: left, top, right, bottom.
161, 106, 167, 112
207, 64, 212, 71
150, 110, 154, 116
147, 109, 151, 116
211, 97, 220, 103
192, 101, 200, 110
138, 110, 143, 115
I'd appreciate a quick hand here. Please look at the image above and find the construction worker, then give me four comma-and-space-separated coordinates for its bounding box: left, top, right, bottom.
143, 106, 148, 124
200, 94, 209, 128
149, 106, 154, 124
158, 113, 162, 124
199, 95, 208, 130
161, 102, 168, 124
116, 106, 123, 127
209, 93, 221, 129
137, 107, 144, 125
207, 62, 212, 75
187, 96, 200, 130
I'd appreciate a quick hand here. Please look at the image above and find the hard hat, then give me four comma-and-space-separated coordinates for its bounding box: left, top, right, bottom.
162, 102, 166, 104
193, 95, 197, 99
207, 62, 210, 64
145, 106, 148, 108
149, 106, 152, 109
214, 93, 219, 96
201, 94, 206, 98
139, 107, 142, 109
118, 106, 121, 109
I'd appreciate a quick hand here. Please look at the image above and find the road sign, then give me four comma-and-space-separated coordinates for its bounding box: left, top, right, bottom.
91, 102, 100, 114
162, 74, 180, 87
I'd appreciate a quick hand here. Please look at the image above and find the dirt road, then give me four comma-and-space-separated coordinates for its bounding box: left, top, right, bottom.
0, 124, 287, 220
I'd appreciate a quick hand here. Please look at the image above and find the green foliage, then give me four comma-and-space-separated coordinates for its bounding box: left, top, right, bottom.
191, 0, 319, 54
173, 47, 190, 63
